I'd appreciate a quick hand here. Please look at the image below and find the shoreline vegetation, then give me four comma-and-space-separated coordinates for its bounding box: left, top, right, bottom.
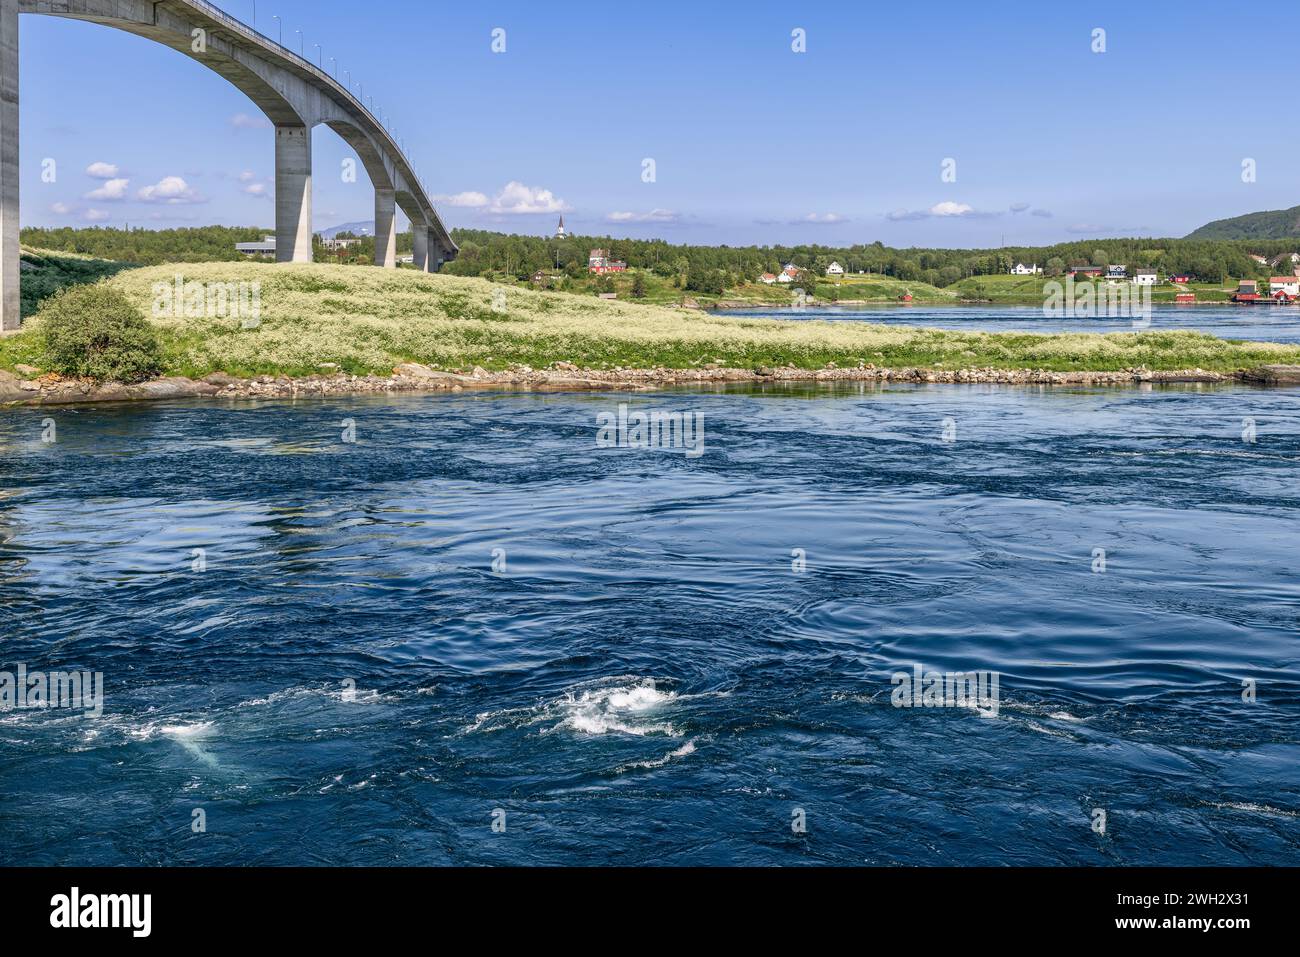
4, 255, 1300, 407
21, 224, 1299, 309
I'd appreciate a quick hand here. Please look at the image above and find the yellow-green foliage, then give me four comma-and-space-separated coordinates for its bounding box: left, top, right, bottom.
2, 260, 1294, 378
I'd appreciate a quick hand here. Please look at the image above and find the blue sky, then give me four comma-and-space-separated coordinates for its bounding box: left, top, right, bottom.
19, 0, 1300, 247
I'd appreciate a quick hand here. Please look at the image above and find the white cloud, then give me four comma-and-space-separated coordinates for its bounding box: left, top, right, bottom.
84, 178, 130, 201
238, 170, 258, 183
606, 208, 679, 224
433, 190, 489, 208
930, 201, 975, 217
801, 212, 848, 224
431, 183, 568, 214
488, 181, 569, 215
1009, 202, 1031, 213
887, 201, 995, 221
230, 112, 271, 130
83, 208, 110, 223
51, 201, 73, 215
137, 176, 205, 205
86, 162, 120, 180
243, 183, 268, 197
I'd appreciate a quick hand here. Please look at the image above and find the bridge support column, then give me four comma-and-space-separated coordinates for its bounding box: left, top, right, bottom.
412, 226, 431, 272
374, 189, 397, 268
275, 126, 313, 264
1, 0, 19, 331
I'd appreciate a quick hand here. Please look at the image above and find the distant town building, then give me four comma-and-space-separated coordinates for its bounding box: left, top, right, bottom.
1010, 262, 1042, 275
825, 261, 845, 276
588, 248, 627, 274
1132, 268, 1158, 285
1270, 252, 1300, 277
555, 216, 569, 240
320, 237, 364, 252
236, 235, 276, 256
1270, 277, 1300, 298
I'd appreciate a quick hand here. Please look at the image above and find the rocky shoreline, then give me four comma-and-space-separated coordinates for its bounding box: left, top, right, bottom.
4, 361, 1300, 408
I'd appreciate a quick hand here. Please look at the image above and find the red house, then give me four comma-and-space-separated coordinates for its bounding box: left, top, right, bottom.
588, 248, 627, 274
1170, 275, 1191, 284
1069, 265, 1104, 278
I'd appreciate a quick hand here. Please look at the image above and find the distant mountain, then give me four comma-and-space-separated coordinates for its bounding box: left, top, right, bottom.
1186, 205, 1300, 240
319, 221, 374, 239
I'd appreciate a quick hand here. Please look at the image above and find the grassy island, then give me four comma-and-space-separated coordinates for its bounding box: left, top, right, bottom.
3, 253, 1299, 383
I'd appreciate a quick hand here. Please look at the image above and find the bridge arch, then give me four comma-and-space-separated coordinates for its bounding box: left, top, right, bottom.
1, 0, 457, 330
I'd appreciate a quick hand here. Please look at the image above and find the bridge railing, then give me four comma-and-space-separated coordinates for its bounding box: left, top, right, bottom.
184, 0, 431, 203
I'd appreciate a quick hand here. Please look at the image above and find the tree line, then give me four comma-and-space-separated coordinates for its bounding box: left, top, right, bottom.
19, 224, 1300, 286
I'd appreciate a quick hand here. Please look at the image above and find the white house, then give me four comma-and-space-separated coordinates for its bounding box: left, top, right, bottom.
778, 263, 802, 283
776, 271, 794, 283
1132, 268, 1158, 285
1270, 252, 1300, 277
826, 261, 845, 276
1010, 262, 1042, 275
1270, 277, 1300, 297
236, 235, 276, 256
1105, 264, 1128, 281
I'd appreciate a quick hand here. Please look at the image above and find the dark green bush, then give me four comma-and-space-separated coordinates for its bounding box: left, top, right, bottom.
36, 284, 163, 384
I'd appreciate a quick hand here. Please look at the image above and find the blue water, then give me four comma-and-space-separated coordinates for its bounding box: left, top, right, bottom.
2, 380, 1299, 865
721, 303, 1300, 345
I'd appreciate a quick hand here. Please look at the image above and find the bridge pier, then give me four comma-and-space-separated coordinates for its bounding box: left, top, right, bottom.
1, 0, 19, 331
374, 189, 397, 268
412, 226, 431, 272
275, 126, 313, 264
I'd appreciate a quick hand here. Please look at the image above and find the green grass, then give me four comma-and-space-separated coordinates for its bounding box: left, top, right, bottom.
4, 259, 1299, 380
953, 272, 1241, 303
504, 268, 955, 307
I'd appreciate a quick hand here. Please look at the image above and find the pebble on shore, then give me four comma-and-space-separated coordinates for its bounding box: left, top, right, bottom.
1, 361, 1278, 408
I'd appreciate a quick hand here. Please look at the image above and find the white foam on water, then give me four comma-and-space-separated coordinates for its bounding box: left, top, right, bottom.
463, 677, 684, 738
235, 684, 395, 710
1205, 801, 1299, 819
618, 739, 698, 772
128, 720, 220, 767
553, 681, 680, 737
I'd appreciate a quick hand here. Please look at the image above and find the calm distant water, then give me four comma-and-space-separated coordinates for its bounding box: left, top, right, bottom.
721, 303, 1300, 345
2, 381, 1298, 865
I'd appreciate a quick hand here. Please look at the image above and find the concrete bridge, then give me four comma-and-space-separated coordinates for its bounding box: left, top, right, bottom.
0, 0, 457, 331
